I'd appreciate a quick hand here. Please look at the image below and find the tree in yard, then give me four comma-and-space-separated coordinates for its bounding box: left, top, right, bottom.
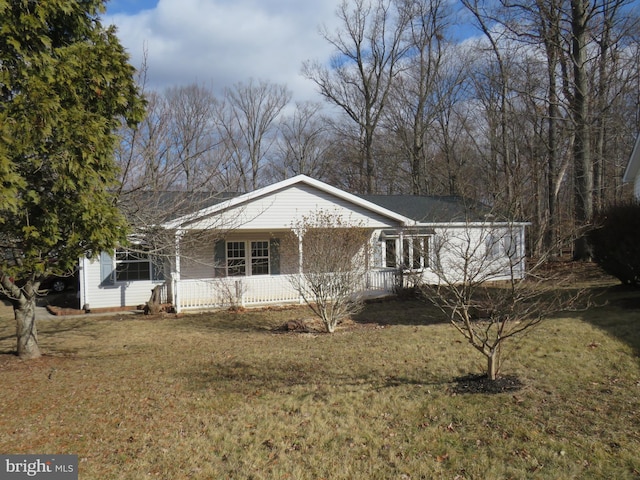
284, 211, 373, 333
215, 79, 291, 192
421, 221, 583, 380
270, 101, 334, 182
384, 0, 455, 195
302, 0, 411, 194
0, 0, 145, 358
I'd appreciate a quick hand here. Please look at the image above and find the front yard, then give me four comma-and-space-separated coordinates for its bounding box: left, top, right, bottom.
1, 280, 639, 479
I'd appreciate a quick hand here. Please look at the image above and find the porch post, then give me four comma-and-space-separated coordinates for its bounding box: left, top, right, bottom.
173, 229, 183, 314
398, 229, 404, 268
398, 228, 405, 290
297, 229, 304, 305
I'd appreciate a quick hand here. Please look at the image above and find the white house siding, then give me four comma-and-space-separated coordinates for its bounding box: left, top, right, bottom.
80, 256, 165, 310
179, 232, 216, 280
183, 184, 403, 231
179, 230, 300, 279
426, 224, 526, 284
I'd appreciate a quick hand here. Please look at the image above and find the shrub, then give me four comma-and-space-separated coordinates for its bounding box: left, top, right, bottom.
589, 202, 640, 286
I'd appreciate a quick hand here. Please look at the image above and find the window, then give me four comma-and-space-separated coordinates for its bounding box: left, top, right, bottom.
486, 231, 518, 260
384, 237, 430, 270
224, 240, 270, 276
403, 239, 411, 267
413, 237, 429, 269
115, 248, 151, 281
227, 241, 246, 276
251, 241, 269, 275
385, 239, 397, 268
406, 237, 429, 269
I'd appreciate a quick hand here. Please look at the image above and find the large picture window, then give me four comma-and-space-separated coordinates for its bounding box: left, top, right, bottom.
115, 248, 151, 281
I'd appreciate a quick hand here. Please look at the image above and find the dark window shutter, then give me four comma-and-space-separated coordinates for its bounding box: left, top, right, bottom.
270, 238, 280, 275
214, 240, 227, 277
100, 252, 114, 286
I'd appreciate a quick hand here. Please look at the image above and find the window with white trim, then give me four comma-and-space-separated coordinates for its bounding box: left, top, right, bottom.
250, 241, 270, 275
385, 239, 397, 268
384, 236, 430, 270
227, 241, 246, 276
115, 248, 152, 281
486, 230, 519, 260
403, 237, 429, 270
226, 240, 270, 276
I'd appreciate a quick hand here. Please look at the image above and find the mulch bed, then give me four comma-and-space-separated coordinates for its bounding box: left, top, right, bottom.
450, 373, 524, 395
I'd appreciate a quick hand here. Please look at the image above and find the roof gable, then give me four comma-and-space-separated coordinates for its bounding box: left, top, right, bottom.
163, 175, 414, 229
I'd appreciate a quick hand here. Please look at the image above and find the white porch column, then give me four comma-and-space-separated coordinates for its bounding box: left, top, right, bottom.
297, 229, 304, 304
80, 255, 89, 311
173, 230, 184, 314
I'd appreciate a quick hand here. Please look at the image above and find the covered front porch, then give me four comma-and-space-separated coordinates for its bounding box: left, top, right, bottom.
163, 269, 398, 312
162, 228, 402, 313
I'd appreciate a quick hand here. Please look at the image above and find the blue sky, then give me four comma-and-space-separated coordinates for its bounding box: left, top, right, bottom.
104, 0, 343, 102
107, 0, 159, 15
104, 0, 485, 103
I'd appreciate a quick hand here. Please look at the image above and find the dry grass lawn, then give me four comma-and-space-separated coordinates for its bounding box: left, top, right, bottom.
1, 271, 640, 479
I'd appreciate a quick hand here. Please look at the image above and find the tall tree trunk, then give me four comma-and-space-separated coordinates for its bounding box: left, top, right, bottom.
545, 44, 561, 256
571, 0, 593, 260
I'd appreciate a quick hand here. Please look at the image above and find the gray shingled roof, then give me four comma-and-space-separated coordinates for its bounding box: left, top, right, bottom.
118, 188, 500, 227
360, 195, 495, 223
117, 191, 240, 224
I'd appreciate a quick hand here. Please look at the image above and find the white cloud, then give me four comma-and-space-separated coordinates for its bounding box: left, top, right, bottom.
105, 0, 342, 102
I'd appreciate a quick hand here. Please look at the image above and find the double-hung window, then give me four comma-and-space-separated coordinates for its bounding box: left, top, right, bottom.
250, 241, 270, 275
226, 241, 247, 276
403, 237, 430, 270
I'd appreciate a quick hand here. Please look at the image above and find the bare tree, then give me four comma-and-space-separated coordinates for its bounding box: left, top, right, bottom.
384, 0, 454, 195
117, 83, 224, 193
215, 79, 291, 191
164, 84, 220, 190
421, 219, 583, 380
303, 0, 411, 193
491, 0, 638, 257
270, 101, 334, 181
284, 211, 372, 333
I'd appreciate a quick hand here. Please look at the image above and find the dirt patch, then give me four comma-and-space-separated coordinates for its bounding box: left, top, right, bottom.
450, 373, 524, 395
272, 316, 384, 334
46, 305, 86, 316
538, 258, 617, 286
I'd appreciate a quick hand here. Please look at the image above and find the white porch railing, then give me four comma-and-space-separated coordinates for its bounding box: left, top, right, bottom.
175, 270, 398, 311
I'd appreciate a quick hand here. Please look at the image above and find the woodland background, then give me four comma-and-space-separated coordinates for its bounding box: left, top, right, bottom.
115, 0, 640, 258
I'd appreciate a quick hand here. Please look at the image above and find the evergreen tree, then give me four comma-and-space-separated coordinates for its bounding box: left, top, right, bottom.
0, 0, 145, 358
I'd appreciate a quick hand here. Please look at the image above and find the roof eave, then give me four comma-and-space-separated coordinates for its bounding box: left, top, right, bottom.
163, 175, 415, 229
